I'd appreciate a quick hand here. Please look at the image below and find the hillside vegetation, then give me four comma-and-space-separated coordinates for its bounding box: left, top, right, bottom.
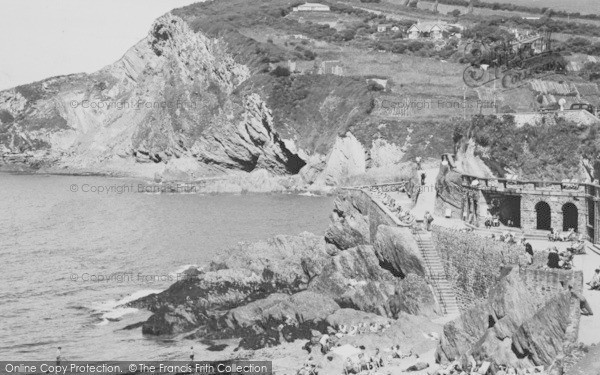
453, 115, 600, 180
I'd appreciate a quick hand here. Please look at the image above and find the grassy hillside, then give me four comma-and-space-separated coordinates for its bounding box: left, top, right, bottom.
169, 0, 600, 170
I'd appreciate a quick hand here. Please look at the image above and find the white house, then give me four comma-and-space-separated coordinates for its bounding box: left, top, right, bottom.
407, 20, 448, 39
292, 2, 330, 12
319, 60, 343, 75
377, 24, 392, 33
391, 26, 400, 32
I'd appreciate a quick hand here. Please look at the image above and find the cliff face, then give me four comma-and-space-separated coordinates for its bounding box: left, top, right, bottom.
436, 267, 577, 370
0, 14, 305, 178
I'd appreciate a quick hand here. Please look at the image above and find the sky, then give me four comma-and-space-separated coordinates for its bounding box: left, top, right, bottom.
0, 0, 202, 90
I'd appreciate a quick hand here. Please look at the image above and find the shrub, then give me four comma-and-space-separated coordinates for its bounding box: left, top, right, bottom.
432, 226, 528, 308
448, 9, 461, 17
367, 81, 385, 91
271, 66, 291, 77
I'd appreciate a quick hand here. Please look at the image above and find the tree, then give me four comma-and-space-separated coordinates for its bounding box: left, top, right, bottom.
468, 0, 474, 14
433, 0, 439, 13
449, 9, 461, 18
271, 66, 291, 77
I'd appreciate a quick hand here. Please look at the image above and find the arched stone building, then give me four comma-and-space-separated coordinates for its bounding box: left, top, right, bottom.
455, 174, 600, 242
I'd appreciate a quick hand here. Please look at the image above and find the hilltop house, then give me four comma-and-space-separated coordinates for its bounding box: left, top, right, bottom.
319, 60, 343, 75
377, 24, 393, 33
407, 20, 448, 39
292, 2, 330, 12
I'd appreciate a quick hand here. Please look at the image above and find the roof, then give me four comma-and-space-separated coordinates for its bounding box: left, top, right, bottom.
409, 21, 447, 33
299, 2, 329, 7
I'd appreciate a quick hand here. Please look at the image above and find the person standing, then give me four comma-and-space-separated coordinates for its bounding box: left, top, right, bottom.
525, 241, 534, 265
421, 172, 426, 186
56, 347, 61, 366
189, 346, 194, 362
424, 211, 434, 231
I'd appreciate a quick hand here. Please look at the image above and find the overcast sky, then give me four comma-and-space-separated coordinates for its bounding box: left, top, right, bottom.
0, 0, 201, 90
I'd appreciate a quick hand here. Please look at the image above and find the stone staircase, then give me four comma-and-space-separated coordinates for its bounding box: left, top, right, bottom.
414, 231, 460, 316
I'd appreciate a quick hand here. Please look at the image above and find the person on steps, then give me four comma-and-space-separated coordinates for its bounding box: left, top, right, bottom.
424, 211, 434, 231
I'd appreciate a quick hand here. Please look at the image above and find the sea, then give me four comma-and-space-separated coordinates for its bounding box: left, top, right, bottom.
0, 173, 334, 361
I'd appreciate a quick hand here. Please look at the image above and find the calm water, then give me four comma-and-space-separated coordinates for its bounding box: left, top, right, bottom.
0, 173, 334, 361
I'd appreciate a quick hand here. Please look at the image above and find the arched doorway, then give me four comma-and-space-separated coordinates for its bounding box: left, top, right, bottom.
562, 203, 578, 232
535, 201, 551, 230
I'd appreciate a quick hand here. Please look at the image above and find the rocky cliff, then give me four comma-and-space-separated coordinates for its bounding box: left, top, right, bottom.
0, 8, 427, 189
436, 267, 577, 371
0, 14, 309, 180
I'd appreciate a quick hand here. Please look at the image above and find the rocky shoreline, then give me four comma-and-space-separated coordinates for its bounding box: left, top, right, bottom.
115, 190, 442, 373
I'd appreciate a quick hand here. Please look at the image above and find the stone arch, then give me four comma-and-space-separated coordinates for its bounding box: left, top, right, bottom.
535, 201, 551, 230
562, 202, 578, 232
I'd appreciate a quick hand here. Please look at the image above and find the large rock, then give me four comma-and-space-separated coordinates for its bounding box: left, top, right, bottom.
389, 273, 438, 317
314, 132, 366, 186
373, 224, 425, 278
436, 267, 576, 369
511, 292, 572, 366
212, 232, 331, 285
128, 233, 330, 335
141, 304, 204, 335
308, 245, 397, 316
325, 193, 370, 250
223, 291, 339, 329
325, 308, 391, 328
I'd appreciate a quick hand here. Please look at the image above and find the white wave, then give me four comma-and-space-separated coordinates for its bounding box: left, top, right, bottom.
298, 191, 319, 197
91, 289, 162, 323
171, 264, 201, 278
103, 307, 140, 321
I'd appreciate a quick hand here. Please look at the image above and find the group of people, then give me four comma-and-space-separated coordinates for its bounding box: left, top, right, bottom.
343, 345, 420, 374
547, 246, 575, 270
483, 214, 501, 229
435, 360, 549, 375
488, 232, 521, 244
335, 322, 390, 338
343, 349, 384, 374
370, 190, 414, 224
548, 228, 581, 242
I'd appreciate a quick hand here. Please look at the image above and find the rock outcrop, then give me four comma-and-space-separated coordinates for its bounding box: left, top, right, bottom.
128, 233, 330, 335
373, 224, 425, 278
223, 291, 339, 330
0, 14, 305, 179
126, 191, 441, 346
313, 132, 366, 186
308, 245, 398, 316
436, 267, 576, 370
325, 193, 370, 250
